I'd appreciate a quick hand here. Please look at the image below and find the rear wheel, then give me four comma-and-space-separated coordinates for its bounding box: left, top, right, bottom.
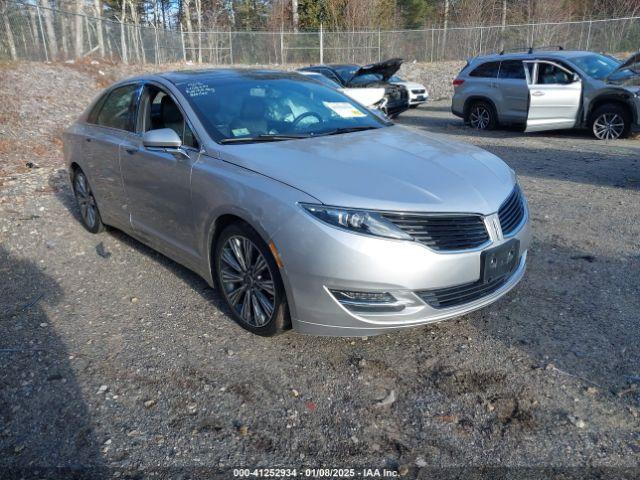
214, 223, 290, 336
589, 103, 631, 140
467, 101, 497, 130
72, 169, 104, 233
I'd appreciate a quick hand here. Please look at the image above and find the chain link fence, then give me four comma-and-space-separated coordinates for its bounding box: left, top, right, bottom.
1, 2, 639, 65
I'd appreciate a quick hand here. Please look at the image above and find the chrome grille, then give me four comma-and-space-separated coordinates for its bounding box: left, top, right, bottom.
411, 89, 426, 94
417, 268, 516, 309
498, 186, 525, 236
381, 213, 489, 251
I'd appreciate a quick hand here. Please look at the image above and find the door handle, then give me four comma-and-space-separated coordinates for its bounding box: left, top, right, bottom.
531, 91, 545, 97
85, 138, 92, 142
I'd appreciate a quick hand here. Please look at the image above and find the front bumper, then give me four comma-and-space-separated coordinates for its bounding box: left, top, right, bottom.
409, 92, 428, 105
272, 206, 532, 336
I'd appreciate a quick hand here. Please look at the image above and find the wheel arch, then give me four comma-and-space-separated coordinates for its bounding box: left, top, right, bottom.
463, 96, 499, 121
586, 93, 636, 125
205, 210, 268, 285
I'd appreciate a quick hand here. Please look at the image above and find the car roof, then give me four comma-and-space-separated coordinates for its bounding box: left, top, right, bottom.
303, 64, 357, 70
113, 68, 308, 87
469, 50, 595, 64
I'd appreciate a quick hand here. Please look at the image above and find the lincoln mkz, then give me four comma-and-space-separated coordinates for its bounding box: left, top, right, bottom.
63, 69, 531, 336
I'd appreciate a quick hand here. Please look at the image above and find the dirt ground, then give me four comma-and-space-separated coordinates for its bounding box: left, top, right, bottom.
0, 62, 639, 478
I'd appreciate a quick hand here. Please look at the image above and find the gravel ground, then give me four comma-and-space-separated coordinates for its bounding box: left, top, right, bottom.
1, 62, 639, 478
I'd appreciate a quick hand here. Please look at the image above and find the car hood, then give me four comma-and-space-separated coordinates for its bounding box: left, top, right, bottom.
220, 126, 516, 214
394, 80, 427, 91
614, 51, 640, 74
350, 58, 403, 83
605, 51, 640, 82
341, 87, 385, 107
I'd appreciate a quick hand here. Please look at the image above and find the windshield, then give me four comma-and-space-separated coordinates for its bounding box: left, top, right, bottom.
571, 54, 620, 79
175, 73, 389, 143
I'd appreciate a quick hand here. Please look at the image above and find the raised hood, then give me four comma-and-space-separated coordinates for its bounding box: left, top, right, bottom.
220, 126, 516, 215
349, 58, 403, 83
607, 51, 640, 80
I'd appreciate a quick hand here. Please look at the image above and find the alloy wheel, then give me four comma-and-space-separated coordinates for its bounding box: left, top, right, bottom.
219, 235, 276, 327
74, 172, 98, 229
593, 113, 625, 140
470, 106, 491, 129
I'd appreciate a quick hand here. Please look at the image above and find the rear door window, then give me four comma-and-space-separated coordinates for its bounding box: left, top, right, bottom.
499, 60, 526, 79
95, 84, 139, 131
469, 61, 500, 78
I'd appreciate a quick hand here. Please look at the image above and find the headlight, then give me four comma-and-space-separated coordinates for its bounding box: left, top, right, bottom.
300, 203, 412, 240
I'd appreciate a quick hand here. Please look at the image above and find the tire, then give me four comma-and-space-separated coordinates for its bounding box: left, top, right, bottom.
589, 103, 631, 140
72, 168, 105, 233
466, 100, 497, 130
214, 222, 290, 336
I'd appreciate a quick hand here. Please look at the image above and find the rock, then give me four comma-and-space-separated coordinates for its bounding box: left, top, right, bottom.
568, 415, 586, 429
143, 399, 156, 408
291, 389, 299, 398
398, 466, 409, 476
238, 425, 249, 436
350, 435, 359, 444
415, 457, 427, 467
130, 297, 138, 303
95, 242, 111, 259
375, 389, 396, 407
187, 403, 198, 415
97, 385, 108, 394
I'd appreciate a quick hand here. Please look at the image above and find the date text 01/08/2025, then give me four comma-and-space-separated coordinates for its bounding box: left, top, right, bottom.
232, 468, 400, 477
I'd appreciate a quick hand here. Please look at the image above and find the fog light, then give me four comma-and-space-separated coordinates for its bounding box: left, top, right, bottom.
329, 290, 404, 313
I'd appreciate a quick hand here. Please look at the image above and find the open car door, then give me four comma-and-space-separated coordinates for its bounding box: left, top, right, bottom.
525, 60, 582, 132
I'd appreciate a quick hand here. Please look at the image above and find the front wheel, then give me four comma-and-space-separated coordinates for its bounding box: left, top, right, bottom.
589, 104, 631, 140
214, 223, 290, 336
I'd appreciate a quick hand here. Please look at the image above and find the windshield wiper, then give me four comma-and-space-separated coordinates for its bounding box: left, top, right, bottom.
318, 126, 381, 137
220, 133, 310, 144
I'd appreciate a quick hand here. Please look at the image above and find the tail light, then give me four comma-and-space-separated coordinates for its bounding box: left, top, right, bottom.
452, 79, 465, 86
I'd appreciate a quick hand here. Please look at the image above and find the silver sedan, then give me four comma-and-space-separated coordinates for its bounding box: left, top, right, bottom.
63, 69, 531, 336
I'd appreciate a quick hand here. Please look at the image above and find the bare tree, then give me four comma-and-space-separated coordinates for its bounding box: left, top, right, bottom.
74, 0, 84, 57
119, 0, 127, 63
292, 0, 299, 31
94, 0, 105, 56
182, 0, 195, 61
1, 3, 17, 60
442, 0, 450, 53
194, 0, 202, 63
39, 0, 58, 59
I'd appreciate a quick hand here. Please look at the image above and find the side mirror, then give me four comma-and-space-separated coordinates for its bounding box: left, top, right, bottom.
142, 128, 182, 149
572, 73, 581, 83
